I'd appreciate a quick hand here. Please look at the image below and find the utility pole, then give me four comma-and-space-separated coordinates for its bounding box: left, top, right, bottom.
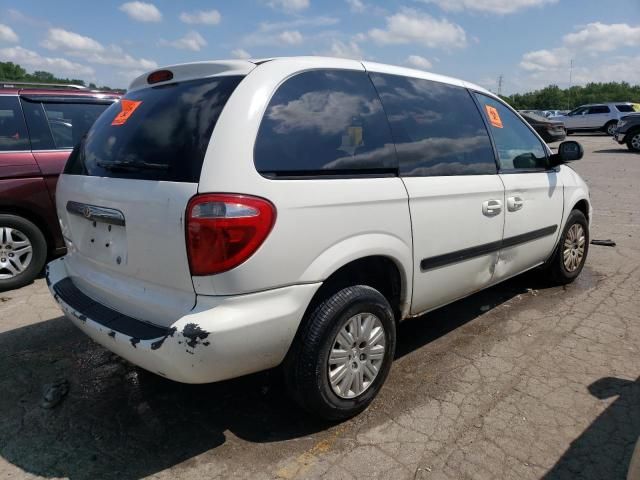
567, 59, 573, 110
497, 74, 503, 96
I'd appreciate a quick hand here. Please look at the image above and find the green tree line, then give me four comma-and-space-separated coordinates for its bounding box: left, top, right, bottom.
0, 61, 117, 91
501, 82, 640, 110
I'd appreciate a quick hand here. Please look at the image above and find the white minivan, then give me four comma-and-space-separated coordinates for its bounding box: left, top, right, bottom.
47, 57, 591, 420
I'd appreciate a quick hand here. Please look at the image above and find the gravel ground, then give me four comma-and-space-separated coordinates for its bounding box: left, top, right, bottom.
0, 133, 638, 480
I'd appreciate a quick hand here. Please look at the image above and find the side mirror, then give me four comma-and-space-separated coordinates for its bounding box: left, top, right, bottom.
550, 140, 583, 167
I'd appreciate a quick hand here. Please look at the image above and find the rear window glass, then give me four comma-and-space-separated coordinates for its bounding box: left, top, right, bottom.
254, 69, 397, 177
616, 104, 634, 112
65, 76, 243, 182
0, 96, 29, 152
370, 73, 496, 176
22, 100, 109, 150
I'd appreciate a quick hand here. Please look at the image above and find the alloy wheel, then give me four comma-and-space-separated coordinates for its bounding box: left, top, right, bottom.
328, 312, 386, 399
563, 223, 586, 272
0, 227, 33, 280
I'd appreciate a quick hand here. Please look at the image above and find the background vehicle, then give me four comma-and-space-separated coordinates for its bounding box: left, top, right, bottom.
543, 110, 568, 118
614, 113, 640, 152
45, 57, 591, 420
520, 111, 566, 143
0, 82, 119, 290
559, 103, 635, 135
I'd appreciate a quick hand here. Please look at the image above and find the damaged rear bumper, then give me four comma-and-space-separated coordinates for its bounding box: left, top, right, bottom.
46, 257, 320, 383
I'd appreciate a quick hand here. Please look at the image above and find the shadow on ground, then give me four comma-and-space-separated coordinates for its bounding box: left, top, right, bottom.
543, 377, 640, 480
0, 269, 592, 479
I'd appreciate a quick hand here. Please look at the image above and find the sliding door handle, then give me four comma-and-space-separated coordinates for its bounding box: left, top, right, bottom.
507, 196, 524, 211
482, 199, 502, 216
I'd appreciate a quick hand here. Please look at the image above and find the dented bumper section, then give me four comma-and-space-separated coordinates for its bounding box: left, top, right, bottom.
46, 257, 320, 384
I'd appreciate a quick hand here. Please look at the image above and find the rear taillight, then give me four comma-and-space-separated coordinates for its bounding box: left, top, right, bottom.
186, 194, 276, 276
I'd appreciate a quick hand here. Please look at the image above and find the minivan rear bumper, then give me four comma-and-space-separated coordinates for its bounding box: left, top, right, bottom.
47, 257, 320, 383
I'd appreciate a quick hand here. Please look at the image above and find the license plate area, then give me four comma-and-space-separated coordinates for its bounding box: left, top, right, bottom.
65, 202, 127, 266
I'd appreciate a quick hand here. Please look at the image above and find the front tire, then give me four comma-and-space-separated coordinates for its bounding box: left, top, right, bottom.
627, 131, 640, 152
0, 214, 47, 291
284, 285, 396, 421
546, 210, 589, 285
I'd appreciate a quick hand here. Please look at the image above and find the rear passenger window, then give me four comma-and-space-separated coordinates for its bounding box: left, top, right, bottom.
0, 97, 30, 151
475, 93, 547, 170
588, 106, 610, 114
254, 69, 396, 177
616, 104, 634, 112
369, 73, 496, 176
43, 103, 108, 149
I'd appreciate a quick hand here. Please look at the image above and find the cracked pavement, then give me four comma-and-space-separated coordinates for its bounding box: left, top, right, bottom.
0, 134, 638, 480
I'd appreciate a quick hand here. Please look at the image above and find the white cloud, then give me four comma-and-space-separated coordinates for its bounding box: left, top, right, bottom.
81, 46, 157, 70
563, 22, 640, 53
41, 28, 104, 52
519, 22, 640, 75
519, 47, 570, 72
179, 9, 221, 25
406, 54, 432, 69
231, 48, 252, 59
38, 27, 157, 71
267, 0, 310, 12
346, 0, 365, 13
161, 31, 207, 51
119, 2, 162, 22
367, 9, 466, 49
419, 0, 558, 15
328, 40, 363, 59
278, 30, 303, 45
0, 46, 94, 77
0, 24, 19, 43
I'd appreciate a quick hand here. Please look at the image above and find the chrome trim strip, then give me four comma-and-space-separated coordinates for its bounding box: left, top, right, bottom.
66, 201, 126, 226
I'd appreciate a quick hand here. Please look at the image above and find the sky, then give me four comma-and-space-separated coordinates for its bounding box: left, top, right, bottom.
0, 0, 639, 93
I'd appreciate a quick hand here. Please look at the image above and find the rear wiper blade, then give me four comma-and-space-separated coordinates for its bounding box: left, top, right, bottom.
96, 160, 167, 171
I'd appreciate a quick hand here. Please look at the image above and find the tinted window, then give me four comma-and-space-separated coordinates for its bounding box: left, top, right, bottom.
0, 96, 29, 151
370, 73, 496, 176
475, 93, 548, 170
568, 107, 587, 116
587, 105, 610, 114
65, 76, 243, 182
616, 104, 634, 112
43, 103, 108, 149
21, 100, 55, 150
254, 70, 396, 177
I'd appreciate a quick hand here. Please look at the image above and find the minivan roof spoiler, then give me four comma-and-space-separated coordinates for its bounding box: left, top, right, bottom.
128, 60, 256, 92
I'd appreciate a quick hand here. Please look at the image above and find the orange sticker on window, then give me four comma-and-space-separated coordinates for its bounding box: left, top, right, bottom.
111, 99, 142, 126
485, 105, 503, 128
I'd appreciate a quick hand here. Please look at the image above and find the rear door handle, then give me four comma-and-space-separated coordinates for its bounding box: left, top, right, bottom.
482, 199, 502, 216
507, 196, 524, 212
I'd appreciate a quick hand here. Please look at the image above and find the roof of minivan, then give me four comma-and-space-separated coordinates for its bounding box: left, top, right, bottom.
128, 56, 493, 96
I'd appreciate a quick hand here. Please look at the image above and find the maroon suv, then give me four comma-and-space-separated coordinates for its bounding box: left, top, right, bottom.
0, 82, 119, 290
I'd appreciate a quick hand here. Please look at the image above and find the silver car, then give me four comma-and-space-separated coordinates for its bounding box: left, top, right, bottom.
559, 103, 636, 135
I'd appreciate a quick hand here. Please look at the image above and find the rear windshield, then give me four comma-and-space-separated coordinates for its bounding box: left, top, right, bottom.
65, 76, 243, 182
616, 104, 635, 112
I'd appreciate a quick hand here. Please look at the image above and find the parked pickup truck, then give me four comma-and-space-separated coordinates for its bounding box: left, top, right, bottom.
614, 113, 640, 152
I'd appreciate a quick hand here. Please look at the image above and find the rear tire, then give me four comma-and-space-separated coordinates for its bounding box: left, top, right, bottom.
604, 121, 617, 136
627, 131, 640, 152
284, 285, 396, 421
0, 214, 47, 291
545, 210, 589, 285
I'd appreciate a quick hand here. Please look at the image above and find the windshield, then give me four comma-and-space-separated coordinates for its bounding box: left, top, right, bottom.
65, 75, 243, 182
